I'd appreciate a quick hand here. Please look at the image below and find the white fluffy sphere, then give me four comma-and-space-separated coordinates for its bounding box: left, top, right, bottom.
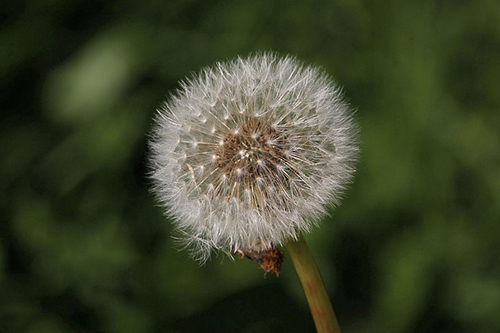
149, 54, 358, 262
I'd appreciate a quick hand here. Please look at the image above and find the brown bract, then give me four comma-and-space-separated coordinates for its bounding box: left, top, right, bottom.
237, 245, 284, 276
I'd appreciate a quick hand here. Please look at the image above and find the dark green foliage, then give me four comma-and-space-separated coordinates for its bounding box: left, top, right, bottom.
1, 0, 499, 332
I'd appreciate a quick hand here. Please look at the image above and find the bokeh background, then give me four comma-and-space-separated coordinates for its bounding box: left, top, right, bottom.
2, 0, 500, 332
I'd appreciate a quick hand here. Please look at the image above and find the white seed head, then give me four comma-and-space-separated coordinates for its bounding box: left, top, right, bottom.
148, 53, 359, 263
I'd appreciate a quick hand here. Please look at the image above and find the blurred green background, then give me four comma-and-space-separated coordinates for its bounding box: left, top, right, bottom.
1, 0, 499, 332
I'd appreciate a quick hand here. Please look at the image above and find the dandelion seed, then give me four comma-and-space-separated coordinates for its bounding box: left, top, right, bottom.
149, 53, 358, 263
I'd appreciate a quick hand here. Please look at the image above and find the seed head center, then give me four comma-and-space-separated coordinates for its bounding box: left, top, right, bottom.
216, 118, 288, 183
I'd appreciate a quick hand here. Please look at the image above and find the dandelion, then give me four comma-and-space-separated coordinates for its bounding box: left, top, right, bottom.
149, 53, 358, 263
149, 53, 358, 332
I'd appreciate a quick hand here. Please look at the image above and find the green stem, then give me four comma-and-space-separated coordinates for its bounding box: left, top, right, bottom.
286, 233, 341, 333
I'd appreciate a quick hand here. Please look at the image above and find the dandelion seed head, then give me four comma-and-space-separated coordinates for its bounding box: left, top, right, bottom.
149, 53, 358, 263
